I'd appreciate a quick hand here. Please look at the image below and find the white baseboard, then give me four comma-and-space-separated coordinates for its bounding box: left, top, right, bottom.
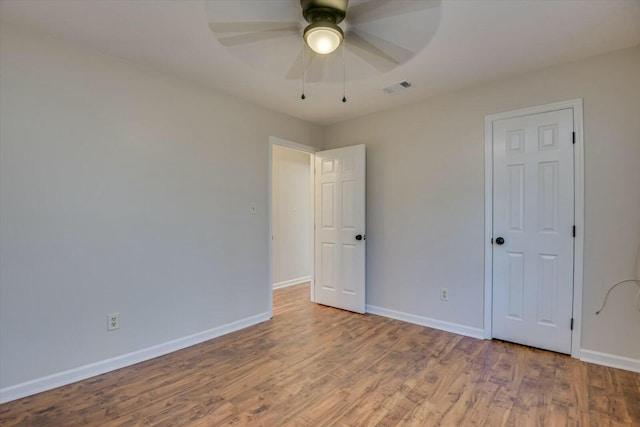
0, 312, 271, 404
273, 276, 310, 289
366, 305, 484, 340
580, 349, 640, 373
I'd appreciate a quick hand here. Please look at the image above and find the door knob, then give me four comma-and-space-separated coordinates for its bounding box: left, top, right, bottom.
355, 234, 365, 241
495, 237, 505, 245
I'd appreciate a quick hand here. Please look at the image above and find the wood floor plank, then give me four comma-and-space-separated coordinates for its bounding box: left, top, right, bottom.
1, 283, 638, 426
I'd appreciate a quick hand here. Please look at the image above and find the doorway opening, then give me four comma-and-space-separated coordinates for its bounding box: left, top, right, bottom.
268, 137, 316, 317
268, 138, 367, 316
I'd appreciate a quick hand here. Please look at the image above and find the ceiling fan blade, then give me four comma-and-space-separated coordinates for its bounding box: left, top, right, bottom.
216, 29, 299, 47
346, 29, 414, 71
306, 53, 329, 83
286, 49, 326, 83
348, 0, 440, 24
208, 21, 300, 47
209, 22, 301, 34
286, 49, 305, 80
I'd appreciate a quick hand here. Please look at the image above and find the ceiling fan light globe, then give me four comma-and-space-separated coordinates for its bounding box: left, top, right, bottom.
304, 25, 343, 54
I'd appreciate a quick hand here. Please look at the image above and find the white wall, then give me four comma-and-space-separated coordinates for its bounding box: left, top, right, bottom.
271, 145, 311, 288
324, 46, 640, 362
0, 26, 322, 396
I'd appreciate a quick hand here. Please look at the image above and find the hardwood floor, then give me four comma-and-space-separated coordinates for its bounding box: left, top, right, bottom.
1, 283, 639, 426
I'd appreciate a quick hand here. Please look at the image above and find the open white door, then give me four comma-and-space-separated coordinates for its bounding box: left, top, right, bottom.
314, 144, 366, 313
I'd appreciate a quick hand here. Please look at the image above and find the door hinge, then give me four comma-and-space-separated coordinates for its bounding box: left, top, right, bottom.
572, 225, 576, 237
570, 318, 574, 330
572, 132, 576, 144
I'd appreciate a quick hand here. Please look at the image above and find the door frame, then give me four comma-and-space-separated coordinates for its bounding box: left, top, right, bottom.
483, 98, 584, 358
268, 136, 317, 318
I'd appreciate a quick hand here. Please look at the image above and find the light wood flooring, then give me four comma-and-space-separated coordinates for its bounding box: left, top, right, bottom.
1, 283, 639, 426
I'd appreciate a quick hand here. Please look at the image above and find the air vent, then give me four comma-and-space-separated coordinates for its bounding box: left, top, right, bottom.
383, 81, 412, 94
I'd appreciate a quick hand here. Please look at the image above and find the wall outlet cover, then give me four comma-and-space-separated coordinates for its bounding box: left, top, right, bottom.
108, 313, 120, 331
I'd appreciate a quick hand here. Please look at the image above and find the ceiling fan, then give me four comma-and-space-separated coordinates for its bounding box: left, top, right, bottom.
206, 0, 441, 83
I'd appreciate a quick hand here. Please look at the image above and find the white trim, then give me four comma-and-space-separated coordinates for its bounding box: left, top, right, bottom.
268, 137, 317, 315
483, 98, 585, 358
309, 153, 315, 303
580, 349, 640, 373
273, 276, 311, 289
483, 110, 494, 340
366, 305, 484, 340
0, 312, 271, 404
269, 136, 317, 154
571, 101, 585, 359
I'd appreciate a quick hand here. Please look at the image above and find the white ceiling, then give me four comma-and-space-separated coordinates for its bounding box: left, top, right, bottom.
1, 0, 639, 126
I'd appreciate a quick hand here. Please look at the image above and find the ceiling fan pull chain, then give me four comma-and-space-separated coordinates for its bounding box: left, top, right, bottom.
301, 40, 306, 100
342, 42, 347, 103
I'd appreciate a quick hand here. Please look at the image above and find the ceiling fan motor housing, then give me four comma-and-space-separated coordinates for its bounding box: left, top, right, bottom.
300, 0, 347, 24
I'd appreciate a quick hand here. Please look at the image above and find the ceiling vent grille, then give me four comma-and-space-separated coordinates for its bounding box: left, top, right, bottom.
383, 81, 412, 94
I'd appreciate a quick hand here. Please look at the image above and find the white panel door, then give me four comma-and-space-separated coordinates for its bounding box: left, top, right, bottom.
314, 144, 366, 313
492, 109, 574, 354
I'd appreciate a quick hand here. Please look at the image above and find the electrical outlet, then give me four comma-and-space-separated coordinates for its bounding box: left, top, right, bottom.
440, 288, 448, 301
107, 313, 120, 331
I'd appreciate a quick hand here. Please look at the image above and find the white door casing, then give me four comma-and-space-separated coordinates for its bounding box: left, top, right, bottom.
491, 108, 575, 354
314, 144, 366, 313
